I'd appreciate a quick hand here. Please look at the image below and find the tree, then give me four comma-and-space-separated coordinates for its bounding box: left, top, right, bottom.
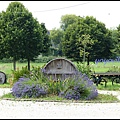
62, 15, 113, 63
0, 11, 7, 60
62, 16, 93, 62
60, 14, 79, 31
40, 23, 51, 56
78, 34, 94, 64
49, 28, 63, 56
109, 29, 119, 58
114, 26, 120, 57
84, 16, 113, 61
0, 2, 50, 70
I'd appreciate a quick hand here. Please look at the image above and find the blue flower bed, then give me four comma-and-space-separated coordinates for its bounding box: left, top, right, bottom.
59, 72, 98, 100
12, 77, 47, 98
11, 69, 98, 100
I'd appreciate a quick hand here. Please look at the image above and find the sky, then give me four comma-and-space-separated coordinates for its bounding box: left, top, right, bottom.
0, 1, 120, 30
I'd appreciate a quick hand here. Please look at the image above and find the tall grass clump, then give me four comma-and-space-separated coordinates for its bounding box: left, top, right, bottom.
11, 66, 30, 86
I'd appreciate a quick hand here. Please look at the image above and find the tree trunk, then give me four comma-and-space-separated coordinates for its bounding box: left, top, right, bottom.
13, 59, 16, 71
27, 58, 30, 71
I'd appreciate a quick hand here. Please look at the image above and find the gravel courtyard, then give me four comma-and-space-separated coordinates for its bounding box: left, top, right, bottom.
0, 88, 120, 119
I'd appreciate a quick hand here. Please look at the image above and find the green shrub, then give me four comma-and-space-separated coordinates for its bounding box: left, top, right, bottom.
76, 62, 93, 78
11, 66, 30, 86
18, 59, 27, 63
0, 58, 13, 63
46, 79, 64, 95
28, 66, 63, 95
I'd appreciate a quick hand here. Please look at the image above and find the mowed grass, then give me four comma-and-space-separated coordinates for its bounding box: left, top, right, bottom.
1, 61, 120, 74
90, 61, 120, 73
0, 62, 46, 75
95, 80, 120, 91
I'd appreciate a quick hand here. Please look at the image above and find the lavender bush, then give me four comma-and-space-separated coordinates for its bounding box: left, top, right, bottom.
12, 77, 47, 98
11, 66, 98, 100
59, 72, 98, 100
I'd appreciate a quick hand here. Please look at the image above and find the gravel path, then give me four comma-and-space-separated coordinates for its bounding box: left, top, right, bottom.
0, 88, 120, 119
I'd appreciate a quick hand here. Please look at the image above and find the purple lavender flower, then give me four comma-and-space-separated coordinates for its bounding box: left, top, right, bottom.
59, 71, 98, 100
11, 77, 47, 98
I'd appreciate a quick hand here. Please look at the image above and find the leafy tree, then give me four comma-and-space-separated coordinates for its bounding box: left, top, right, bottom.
109, 29, 119, 58
0, 11, 7, 60
112, 26, 120, 57
62, 16, 92, 62
84, 16, 113, 61
60, 14, 79, 31
49, 28, 64, 56
0, 2, 50, 70
78, 34, 94, 63
40, 23, 51, 56
62, 15, 113, 63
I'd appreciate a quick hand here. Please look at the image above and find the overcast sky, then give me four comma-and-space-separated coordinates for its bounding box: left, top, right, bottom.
0, 1, 120, 30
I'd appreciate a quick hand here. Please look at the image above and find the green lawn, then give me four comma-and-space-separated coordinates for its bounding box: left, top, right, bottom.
1, 61, 120, 74
0, 62, 46, 75
94, 81, 120, 91
90, 61, 120, 73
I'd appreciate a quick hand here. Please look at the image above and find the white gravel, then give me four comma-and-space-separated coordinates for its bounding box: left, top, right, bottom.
0, 88, 120, 119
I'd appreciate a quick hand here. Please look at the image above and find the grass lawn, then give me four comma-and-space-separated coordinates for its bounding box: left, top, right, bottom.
1, 61, 120, 74
90, 61, 120, 73
0, 62, 46, 75
95, 81, 120, 91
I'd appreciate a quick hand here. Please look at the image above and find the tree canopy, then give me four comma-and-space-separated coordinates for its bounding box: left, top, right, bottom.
49, 28, 64, 56
62, 15, 114, 62
60, 14, 79, 31
0, 1, 51, 70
